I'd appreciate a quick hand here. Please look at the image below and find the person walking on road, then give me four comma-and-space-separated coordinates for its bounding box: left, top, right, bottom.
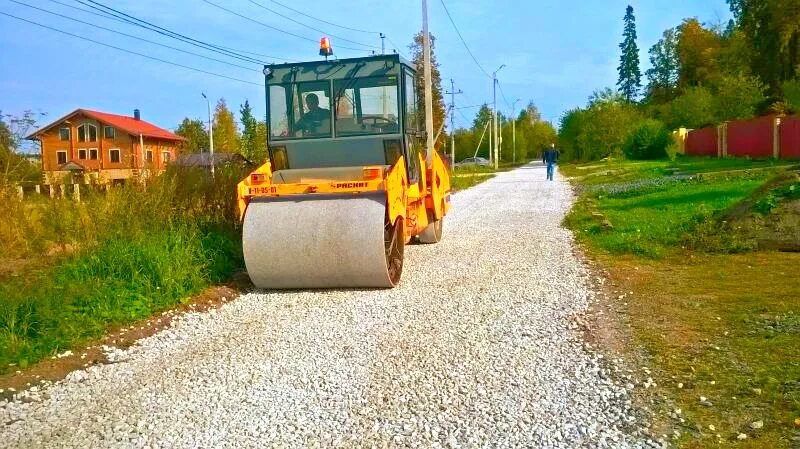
542, 143, 560, 181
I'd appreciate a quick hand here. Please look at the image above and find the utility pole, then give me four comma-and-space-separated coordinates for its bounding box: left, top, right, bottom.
380, 33, 386, 55
492, 64, 505, 170
446, 79, 462, 168
202, 93, 215, 178
422, 0, 435, 167
512, 98, 520, 164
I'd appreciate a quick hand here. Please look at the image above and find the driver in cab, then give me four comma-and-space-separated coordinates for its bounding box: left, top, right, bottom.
295, 93, 330, 136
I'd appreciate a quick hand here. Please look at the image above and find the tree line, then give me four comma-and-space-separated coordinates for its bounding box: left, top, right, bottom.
559, 1, 800, 162
175, 99, 268, 164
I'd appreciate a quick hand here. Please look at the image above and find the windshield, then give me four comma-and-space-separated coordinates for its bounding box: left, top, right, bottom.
334, 76, 400, 136
270, 77, 400, 141
270, 81, 333, 140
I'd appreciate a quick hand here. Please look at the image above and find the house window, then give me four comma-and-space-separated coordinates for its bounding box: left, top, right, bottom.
89, 148, 98, 160
78, 149, 87, 160
145, 150, 153, 162
78, 124, 98, 142
162, 151, 171, 163
56, 150, 67, 165
59, 127, 70, 141
109, 149, 121, 163
104, 126, 115, 139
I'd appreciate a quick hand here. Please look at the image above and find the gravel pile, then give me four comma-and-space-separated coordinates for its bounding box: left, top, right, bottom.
1, 164, 663, 448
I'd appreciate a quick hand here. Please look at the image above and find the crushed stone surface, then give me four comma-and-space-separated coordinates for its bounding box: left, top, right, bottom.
1, 163, 662, 448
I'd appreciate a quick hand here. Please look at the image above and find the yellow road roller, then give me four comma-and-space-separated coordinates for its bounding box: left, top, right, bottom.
237, 53, 451, 289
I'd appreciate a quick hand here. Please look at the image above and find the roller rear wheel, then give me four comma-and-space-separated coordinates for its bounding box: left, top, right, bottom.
417, 212, 443, 244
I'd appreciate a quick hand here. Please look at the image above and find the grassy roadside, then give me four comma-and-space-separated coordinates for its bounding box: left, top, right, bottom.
450, 160, 532, 191
0, 167, 246, 373
562, 157, 800, 448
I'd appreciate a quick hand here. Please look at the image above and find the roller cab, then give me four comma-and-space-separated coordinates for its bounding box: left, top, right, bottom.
237, 54, 451, 289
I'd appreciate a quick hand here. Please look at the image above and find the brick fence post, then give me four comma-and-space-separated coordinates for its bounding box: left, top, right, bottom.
74, 184, 80, 202
774, 116, 781, 159
17, 185, 23, 200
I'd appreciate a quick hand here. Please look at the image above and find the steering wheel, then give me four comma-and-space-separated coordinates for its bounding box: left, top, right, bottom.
361, 116, 395, 130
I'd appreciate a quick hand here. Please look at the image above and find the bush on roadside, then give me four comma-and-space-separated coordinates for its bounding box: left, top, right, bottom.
623, 119, 673, 160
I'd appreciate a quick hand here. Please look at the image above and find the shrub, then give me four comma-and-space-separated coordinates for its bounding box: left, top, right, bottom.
665, 86, 717, 129
784, 79, 800, 113
714, 74, 767, 121
623, 119, 672, 160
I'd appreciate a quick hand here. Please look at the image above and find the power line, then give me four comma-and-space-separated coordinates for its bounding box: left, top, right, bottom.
48, 0, 292, 64
74, 0, 269, 65
496, 80, 513, 109
262, 0, 380, 34
10, 0, 261, 72
0, 11, 262, 86
385, 35, 409, 59
199, 0, 372, 53
438, 0, 491, 79
245, 0, 379, 50
46, 0, 294, 62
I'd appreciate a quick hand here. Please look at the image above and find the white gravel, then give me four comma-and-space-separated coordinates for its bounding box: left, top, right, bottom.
1, 163, 663, 448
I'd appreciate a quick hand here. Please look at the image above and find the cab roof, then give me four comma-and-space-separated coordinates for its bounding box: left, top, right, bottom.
265, 54, 415, 85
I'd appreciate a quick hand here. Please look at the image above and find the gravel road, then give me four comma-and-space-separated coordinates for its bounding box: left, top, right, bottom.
1, 163, 660, 448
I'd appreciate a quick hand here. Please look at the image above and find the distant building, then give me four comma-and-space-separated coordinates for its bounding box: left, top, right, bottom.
173, 152, 252, 170
27, 108, 185, 184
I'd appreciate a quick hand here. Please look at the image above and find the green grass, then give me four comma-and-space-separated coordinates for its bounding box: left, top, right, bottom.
0, 166, 246, 373
451, 173, 495, 191
566, 177, 766, 257
561, 156, 795, 187
0, 226, 240, 370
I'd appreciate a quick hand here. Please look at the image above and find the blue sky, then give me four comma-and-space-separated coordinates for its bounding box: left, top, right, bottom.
0, 0, 731, 138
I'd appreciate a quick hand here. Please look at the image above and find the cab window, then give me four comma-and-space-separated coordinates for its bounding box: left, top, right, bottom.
270, 81, 333, 140
334, 76, 400, 136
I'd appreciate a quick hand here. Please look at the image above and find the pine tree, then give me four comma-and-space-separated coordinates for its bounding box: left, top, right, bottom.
239, 100, 258, 160
617, 5, 642, 102
410, 31, 447, 150
212, 99, 240, 153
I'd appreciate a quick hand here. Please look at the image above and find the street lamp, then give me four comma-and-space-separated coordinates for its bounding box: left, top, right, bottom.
201, 93, 215, 178
492, 64, 505, 170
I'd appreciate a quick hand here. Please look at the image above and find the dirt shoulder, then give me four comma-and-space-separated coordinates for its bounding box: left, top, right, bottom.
585, 251, 800, 448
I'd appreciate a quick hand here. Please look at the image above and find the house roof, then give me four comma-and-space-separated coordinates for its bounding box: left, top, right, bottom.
27, 108, 185, 141
174, 152, 251, 167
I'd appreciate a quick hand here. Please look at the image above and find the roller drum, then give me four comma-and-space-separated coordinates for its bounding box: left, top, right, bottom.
243, 193, 397, 289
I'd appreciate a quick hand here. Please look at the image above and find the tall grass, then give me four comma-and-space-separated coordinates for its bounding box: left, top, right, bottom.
0, 165, 247, 371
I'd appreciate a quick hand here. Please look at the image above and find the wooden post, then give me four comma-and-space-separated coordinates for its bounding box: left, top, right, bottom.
74, 184, 80, 202
717, 123, 728, 158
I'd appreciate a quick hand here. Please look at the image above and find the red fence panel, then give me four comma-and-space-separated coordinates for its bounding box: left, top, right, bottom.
727, 116, 774, 158
781, 115, 800, 160
686, 127, 718, 157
